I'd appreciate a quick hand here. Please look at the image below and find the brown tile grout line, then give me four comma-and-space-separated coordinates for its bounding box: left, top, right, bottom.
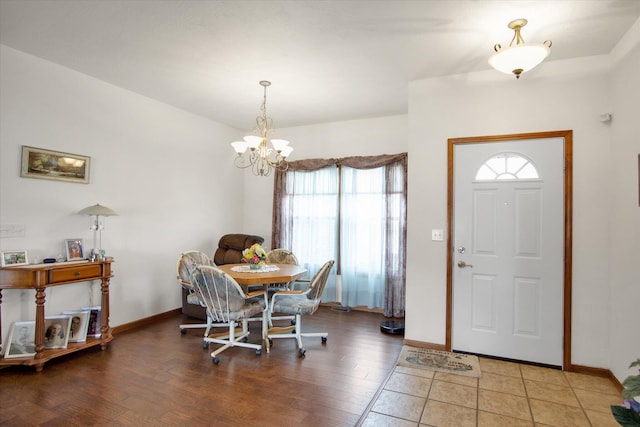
562, 371, 611, 426
562, 372, 589, 425
521, 363, 537, 426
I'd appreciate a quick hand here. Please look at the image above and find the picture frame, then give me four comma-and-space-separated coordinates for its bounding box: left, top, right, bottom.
44, 315, 71, 349
21, 145, 91, 184
4, 321, 36, 358
64, 239, 85, 261
82, 306, 102, 338
62, 310, 90, 343
0, 250, 29, 267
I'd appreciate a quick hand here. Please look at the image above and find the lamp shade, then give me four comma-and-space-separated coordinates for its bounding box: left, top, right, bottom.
489, 43, 550, 76
78, 203, 118, 216
231, 141, 248, 154
270, 139, 290, 152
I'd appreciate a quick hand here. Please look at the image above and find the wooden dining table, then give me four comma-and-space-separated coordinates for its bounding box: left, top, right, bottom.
216, 263, 308, 290
216, 263, 308, 342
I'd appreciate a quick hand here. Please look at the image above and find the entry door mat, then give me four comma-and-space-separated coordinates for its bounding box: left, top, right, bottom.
397, 346, 481, 378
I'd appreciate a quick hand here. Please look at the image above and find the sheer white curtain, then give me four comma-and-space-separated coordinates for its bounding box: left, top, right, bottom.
340, 166, 386, 308
277, 165, 339, 300
273, 154, 407, 317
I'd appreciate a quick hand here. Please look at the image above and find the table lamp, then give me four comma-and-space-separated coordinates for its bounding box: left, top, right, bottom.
78, 203, 117, 260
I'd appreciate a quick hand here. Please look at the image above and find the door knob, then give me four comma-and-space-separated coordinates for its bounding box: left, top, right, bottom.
457, 261, 473, 268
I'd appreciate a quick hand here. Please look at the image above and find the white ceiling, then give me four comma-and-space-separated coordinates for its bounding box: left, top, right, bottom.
1, 0, 639, 129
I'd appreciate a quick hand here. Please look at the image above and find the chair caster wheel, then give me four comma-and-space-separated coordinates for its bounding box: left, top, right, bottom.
321, 336, 327, 343
298, 348, 306, 357
180, 328, 187, 335
212, 357, 220, 365
256, 349, 262, 356
203, 341, 209, 349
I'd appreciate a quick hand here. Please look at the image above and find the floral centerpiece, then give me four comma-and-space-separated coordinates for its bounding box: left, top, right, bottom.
242, 243, 267, 269
611, 358, 640, 426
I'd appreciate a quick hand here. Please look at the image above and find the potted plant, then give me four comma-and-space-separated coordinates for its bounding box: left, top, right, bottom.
611, 359, 640, 426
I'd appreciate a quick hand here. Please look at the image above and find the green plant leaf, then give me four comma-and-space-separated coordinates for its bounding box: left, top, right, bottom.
630, 359, 640, 369
622, 376, 640, 399
611, 406, 640, 426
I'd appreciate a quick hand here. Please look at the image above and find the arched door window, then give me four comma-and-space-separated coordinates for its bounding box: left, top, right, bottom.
475, 152, 540, 181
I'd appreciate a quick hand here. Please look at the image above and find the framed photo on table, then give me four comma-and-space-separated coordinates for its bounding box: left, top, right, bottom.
64, 239, 85, 261
4, 321, 36, 358
44, 315, 71, 349
0, 250, 29, 267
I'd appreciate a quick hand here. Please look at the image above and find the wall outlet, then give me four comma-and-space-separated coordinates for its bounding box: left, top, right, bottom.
0, 224, 26, 238
431, 229, 444, 241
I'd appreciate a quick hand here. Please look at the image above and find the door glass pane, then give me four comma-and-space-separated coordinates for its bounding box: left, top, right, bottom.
475, 153, 539, 181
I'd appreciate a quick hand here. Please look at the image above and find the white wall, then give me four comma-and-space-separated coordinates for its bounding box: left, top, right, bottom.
0, 45, 246, 340
240, 115, 408, 249
406, 48, 640, 376
608, 39, 640, 381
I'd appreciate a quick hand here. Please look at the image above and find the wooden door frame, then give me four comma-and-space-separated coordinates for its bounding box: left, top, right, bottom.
446, 130, 573, 370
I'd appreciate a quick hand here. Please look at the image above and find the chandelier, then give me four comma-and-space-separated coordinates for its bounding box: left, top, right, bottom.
230, 80, 293, 176
489, 19, 552, 79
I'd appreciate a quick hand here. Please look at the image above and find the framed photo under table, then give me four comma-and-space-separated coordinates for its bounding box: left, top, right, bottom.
4, 321, 36, 359
44, 315, 71, 350
62, 310, 90, 343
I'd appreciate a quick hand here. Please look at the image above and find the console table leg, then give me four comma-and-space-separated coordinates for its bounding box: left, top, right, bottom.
34, 287, 46, 359
100, 277, 112, 342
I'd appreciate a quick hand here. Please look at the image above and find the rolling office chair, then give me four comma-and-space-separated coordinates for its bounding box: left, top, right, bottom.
265, 259, 335, 357
191, 265, 268, 365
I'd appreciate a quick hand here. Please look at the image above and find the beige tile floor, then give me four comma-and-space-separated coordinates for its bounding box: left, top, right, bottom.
360, 357, 622, 427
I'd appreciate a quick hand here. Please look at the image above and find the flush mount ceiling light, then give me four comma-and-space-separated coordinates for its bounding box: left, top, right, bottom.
489, 19, 552, 79
230, 80, 293, 177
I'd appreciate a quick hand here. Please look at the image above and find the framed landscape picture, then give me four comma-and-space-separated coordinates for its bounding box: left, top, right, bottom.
21, 145, 90, 184
4, 321, 36, 358
0, 250, 29, 267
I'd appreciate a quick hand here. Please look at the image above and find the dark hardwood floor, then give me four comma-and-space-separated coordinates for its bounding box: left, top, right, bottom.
0, 307, 404, 426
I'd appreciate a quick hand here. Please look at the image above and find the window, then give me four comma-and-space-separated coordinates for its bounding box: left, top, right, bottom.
475, 153, 539, 181
273, 154, 407, 317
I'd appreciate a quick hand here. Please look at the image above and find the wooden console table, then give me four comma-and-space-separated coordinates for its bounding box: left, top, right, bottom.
0, 258, 114, 372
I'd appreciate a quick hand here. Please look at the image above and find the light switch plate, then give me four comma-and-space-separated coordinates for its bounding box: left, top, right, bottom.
431, 229, 444, 241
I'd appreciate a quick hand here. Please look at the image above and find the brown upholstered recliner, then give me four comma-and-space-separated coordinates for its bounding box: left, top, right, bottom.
181, 233, 265, 319
213, 234, 264, 265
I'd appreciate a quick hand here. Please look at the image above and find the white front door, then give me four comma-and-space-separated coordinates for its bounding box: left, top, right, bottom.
452, 138, 564, 366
